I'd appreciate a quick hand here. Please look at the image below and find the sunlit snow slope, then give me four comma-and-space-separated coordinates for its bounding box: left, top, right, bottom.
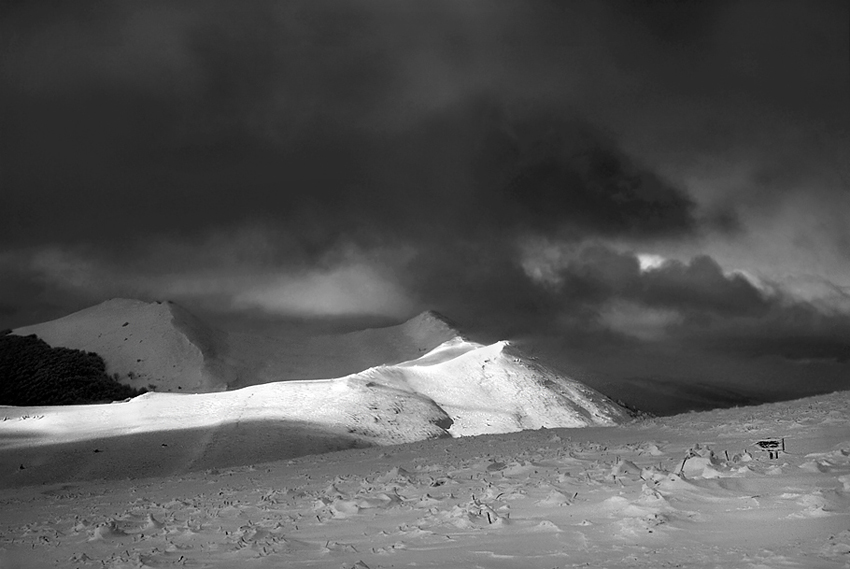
357, 337, 629, 436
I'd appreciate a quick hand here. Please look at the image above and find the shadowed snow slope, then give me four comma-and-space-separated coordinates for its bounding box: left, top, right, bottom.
12, 301, 461, 393
222, 309, 460, 388
357, 337, 629, 436
14, 299, 230, 393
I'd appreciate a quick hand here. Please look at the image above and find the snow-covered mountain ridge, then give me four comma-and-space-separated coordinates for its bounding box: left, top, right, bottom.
12, 300, 464, 393
0, 334, 628, 478
5, 299, 628, 475
13, 299, 229, 393
358, 336, 627, 436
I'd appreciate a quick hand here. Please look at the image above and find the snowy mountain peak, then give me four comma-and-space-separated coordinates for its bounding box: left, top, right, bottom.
402, 310, 461, 336
10, 300, 628, 446
13, 298, 227, 393
417, 309, 457, 326
357, 337, 630, 436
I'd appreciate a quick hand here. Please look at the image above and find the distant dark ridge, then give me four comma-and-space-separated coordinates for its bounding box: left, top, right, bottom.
0, 333, 145, 406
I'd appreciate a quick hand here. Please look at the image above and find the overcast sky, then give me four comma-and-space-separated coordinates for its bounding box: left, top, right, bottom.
2, 1, 848, 412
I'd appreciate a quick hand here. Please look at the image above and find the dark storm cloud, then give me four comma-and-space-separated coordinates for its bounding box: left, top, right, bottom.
500, 244, 850, 364
472, 108, 700, 238
506, 245, 771, 320
599, 0, 850, 212
4, 0, 844, 254
639, 256, 770, 317
0, 0, 710, 255
0, 0, 393, 249
0, 252, 97, 329
1, 0, 847, 366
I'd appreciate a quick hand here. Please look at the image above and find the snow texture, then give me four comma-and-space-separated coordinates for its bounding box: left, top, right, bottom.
1, 391, 849, 568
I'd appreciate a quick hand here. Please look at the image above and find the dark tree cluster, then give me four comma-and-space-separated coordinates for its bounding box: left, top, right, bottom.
0, 331, 145, 405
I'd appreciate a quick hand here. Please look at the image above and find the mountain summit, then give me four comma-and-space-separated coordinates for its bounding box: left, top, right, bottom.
14, 299, 230, 393
358, 337, 628, 436
13, 302, 464, 393
401, 310, 460, 337
6, 299, 631, 479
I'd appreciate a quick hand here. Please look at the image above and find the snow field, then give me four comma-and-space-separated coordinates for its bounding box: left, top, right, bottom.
1, 390, 849, 568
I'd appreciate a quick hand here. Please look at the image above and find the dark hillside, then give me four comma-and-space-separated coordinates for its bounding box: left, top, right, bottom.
0, 331, 145, 405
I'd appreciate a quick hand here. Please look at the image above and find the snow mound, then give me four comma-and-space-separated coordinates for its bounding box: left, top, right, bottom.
354, 336, 629, 436
13, 298, 229, 393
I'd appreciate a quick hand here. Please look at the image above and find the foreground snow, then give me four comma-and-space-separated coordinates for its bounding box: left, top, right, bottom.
1, 391, 849, 568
